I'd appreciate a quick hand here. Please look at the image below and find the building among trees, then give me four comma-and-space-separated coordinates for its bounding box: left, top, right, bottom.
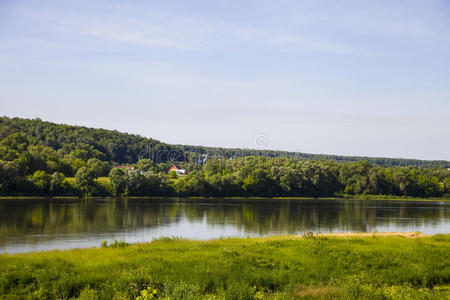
169, 165, 186, 175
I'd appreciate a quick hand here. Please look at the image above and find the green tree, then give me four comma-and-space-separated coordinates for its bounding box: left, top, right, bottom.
75, 167, 96, 196
50, 172, 65, 194
0, 160, 20, 194
136, 159, 156, 173
108, 168, 127, 196
146, 173, 171, 196
87, 158, 110, 177
29, 170, 52, 194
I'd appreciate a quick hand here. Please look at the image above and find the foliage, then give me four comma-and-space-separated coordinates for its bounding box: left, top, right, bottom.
108, 168, 127, 196
75, 167, 96, 196
168, 170, 177, 179
0, 116, 449, 197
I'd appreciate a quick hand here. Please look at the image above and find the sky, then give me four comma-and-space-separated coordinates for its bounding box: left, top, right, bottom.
0, 0, 449, 160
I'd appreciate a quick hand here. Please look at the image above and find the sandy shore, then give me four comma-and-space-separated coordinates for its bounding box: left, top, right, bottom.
319, 232, 429, 238
256, 232, 431, 241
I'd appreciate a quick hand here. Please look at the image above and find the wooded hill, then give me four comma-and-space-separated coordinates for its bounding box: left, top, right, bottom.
1, 116, 449, 198
1, 116, 448, 168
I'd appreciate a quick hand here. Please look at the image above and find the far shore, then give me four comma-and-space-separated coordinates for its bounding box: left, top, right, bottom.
0, 195, 449, 202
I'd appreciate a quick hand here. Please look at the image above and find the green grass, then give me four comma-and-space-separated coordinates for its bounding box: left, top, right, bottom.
95, 177, 113, 195
64, 177, 76, 184
95, 177, 110, 183
1, 234, 450, 299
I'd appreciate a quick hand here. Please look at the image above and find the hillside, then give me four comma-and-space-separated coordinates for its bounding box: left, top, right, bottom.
1, 116, 448, 168
1, 116, 449, 198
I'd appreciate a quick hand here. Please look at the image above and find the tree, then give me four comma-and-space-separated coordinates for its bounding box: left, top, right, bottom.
109, 168, 127, 196
242, 168, 277, 196
75, 167, 96, 196
126, 171, 148, 196
50, 172, 65, 194
174, 171, 209, 196
0, 160, 20, 194
87, 158, 110, 177
279, 167, 304, 195
136, 159, 156, 173
29, 170, 51, 194
169, 170, 178, 179
146, 173, 171, 196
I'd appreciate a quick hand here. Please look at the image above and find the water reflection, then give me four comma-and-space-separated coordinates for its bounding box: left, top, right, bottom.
0, 198, 449, 253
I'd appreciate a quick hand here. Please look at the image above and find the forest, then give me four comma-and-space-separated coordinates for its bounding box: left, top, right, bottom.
0, 116, 449, 198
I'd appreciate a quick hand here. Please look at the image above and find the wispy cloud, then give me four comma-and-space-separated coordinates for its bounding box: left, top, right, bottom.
11, 4, 372, 55
14, 8, 213, 51
63, 23, 195, 50
267, 35, 369, 55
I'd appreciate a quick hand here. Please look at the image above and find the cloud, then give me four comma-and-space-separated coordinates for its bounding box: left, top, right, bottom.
8, 3, 373, 55
62, 23, 195, 50
266, 35, 369, 55
13, 7, 212, 51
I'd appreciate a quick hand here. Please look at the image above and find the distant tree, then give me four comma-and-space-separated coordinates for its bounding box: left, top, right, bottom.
0, 132, 29, 152
126, 171, 148, 196
286, 168, 306, 194
87, 158, 111, 177
242, 168, 277, 196
136, 159, 156, 173
444, 177, 450, 195
109, 168, 127, 196
50, 172, 65, 194
146, 173, 172, 196
29, 170, 52, 194
0, 160, 20, 193
174, 171, 209, 196
75, 167, 95, 196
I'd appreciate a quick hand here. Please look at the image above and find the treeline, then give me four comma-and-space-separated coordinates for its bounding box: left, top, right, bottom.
0, 116, 449, 198
1, 156, 449, 198
157, 158, 450, 197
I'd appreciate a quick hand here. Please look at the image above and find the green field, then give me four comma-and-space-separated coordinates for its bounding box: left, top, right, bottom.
1, 234, 450, 299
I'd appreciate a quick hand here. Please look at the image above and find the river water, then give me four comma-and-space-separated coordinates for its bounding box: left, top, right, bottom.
1, 197, 449, 253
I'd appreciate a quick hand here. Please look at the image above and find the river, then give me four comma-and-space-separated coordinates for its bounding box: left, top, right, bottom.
1, 197, 449, 253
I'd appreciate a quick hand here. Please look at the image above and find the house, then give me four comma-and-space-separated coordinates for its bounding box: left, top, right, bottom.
117, 165, 133, 170
169, 165, 186, 175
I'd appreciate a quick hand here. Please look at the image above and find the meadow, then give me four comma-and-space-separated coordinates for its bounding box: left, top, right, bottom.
1, 234, 450, 299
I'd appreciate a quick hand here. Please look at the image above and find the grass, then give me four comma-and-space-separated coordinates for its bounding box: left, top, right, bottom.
95, 177, 110, 184
1, 234, 450, 299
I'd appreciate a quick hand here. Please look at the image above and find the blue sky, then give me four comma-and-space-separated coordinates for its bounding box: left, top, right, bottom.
1, 0, 449, 160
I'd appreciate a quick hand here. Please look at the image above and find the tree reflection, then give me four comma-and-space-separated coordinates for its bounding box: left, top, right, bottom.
0, 198, 449, 248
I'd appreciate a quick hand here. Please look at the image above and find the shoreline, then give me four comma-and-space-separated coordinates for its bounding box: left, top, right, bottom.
258, 231, 431, 240
0, 232, 436, 255
0, 195, 449, 201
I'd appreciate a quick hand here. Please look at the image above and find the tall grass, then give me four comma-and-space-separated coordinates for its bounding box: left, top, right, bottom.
1, 235, 449, 299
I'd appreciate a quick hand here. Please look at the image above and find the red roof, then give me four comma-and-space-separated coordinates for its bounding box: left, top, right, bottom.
169, 165, 180, 171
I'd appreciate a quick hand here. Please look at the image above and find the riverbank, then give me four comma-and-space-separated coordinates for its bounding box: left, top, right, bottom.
1, 233, 449, 299
1, 195, 449, 202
